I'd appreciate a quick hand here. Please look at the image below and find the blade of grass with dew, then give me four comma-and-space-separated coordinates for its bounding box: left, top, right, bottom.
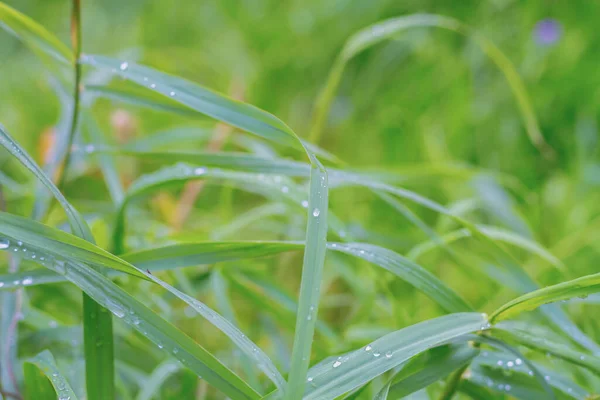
23, 350, 79, 400
491, 322, 600, 375
79, 55, 305, 153
468, 334, 555, 399
83, 84, 201, 117
383, 344, 478, 399
277, 313, 487, 399
0, 212, 144, 278
86, 147, 312, 177
408, 225, 564, 271
0, 2, 72, 65
0, 123, 117, 399
285, 162, 329, 399
490, 270, 600, 323
309, 13, 553, 157
326, 242, 472, 313
147, 272, 286, 391
0, 237, 262, 399
3, 239, 475, 315
211, 271, 261, 389
0, 125, 92, 240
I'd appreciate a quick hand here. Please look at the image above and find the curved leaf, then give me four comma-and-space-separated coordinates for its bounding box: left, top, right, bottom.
0, 2, 72, 64
23, 350, 78, 400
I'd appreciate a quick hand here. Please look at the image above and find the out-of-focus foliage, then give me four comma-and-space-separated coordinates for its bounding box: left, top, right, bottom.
1, 0, 600, 399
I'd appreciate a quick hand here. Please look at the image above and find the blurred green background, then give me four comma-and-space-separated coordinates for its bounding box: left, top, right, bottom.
2, 1, 600, 398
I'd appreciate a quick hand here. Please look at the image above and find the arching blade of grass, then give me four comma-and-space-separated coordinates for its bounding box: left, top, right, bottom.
0, 123, 117, 399
490, 271, 600, 323
84, 84, 201, 118
86, 147, 311, 177
492, 321, 600, 375
148, 273, 285, 390
309, 13, 553, 158
408, 225, 564, 271
80, 55, 305, 153
0, 211, 144, 279
23, 350, 79, 400
1, 239, 470, 315
282, 313, 486, 399
0, 2, 72, 65
382, 344, 478, 399
469, 347, 586, 399
285, 162, 329, 399
0, 237, 261, 398
328, 242, 471, 313
0, 125, 92, 240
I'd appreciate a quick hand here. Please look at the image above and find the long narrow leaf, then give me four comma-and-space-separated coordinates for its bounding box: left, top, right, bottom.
23, 350, 79, 400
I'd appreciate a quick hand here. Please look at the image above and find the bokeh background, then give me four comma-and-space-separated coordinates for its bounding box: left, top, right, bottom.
2, 0, 600, 398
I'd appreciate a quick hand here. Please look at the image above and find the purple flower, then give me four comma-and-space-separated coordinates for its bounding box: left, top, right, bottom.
534, 18, 562, 46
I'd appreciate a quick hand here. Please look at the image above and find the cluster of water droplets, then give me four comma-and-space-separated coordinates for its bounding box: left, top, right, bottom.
49, 372, 72, 400
0, 237, 70, 287
363, 343, 393, 359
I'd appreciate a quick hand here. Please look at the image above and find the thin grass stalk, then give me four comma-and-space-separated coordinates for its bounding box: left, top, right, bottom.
58, 2, 116, 398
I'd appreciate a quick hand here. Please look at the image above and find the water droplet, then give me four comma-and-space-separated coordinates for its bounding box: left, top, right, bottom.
373, 351, 381, 357
169, 91, 176, 97
143, 77, 148, 82
505, 384, 511, 391
85, 144, 95, 153
282, 186, 289, 193
12, 248, 18, 252
544, 375, 550, 382
22, 277, 33, 286
112, 309, 125, 318
528, 370, 534, 376
150, 83, 156, 89
385, 351, 392, 358
307, 376, 313, 382
507, 361, 514, 368
49, 320, 58, 328
194, 167, 206, 175
0, 238, 9, 249
497, 384, 504, 390
301, 200, 309, 208
497, 360, 503, 366
580, 355, 586, 361
312, 208, 320, 217
119, 62, 129, 71
515, 358, 522, 365
0, 283, 4, 288
17, 241, 22, 246
31, 254, 36, 259
173, 347, 179, 354
332, 360, 341, 368
364, 345, 372, 352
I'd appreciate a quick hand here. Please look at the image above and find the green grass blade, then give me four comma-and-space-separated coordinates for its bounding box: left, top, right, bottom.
23, 350, 79, 400
490, 270, 600, 323
0, 125, 92, 241
297, 313, 486, 399
87, 147, 311, 177
310, 14, 553, 157
492, 322, 600, 375
285, 162, 329, 399
0, 2, 72, 65
0, 211, 145, 279
385, 344, 478, 399
80, 55, 305, 153
328, 242, 472, 313
24, 361, 55, 400
84, 84, 201, 117
148, 273, 286, 390
62, 260, 260, 399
